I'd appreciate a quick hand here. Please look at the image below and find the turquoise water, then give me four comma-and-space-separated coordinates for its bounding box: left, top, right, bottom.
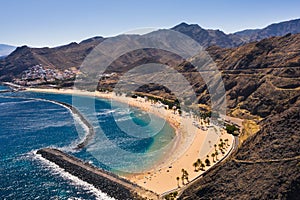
0, 89, 175, 199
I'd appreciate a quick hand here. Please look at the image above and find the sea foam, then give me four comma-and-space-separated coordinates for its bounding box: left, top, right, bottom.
30, 150, 116, 200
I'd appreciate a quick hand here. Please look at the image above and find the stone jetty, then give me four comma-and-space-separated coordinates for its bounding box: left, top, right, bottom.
37, 148, 159, 200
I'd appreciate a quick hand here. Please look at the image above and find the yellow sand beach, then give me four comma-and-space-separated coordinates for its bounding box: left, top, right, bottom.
26, 87, 237, 195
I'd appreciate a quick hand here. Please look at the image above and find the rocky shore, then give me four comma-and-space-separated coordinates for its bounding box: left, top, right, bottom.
36, 148, 159, 200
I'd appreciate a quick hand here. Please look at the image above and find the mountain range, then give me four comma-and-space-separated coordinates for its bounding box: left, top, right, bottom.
1, 18, 300, 82
172, 18, 300, 47
1, 18, 300, 199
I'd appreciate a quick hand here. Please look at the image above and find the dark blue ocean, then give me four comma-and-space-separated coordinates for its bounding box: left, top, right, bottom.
0, 86, 175, 200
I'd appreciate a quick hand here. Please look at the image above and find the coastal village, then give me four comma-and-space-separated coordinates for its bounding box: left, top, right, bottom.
13, 65, 77, 86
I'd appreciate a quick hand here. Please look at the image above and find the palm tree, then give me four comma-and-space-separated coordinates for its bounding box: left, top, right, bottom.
219, 143, 223, 151
184, 170, 189, 182
181, 169, 188, 184
197, 159, 202, 171
176, 177, 180, 188
205, 158, 211, 166
225, 138, 229, 146
215, 151, 219, 161
211, 153, 215, 162
214, 144, 217, 151
200, 163, 205, 171
193, 162, 198, 171
181, 175, 185, 185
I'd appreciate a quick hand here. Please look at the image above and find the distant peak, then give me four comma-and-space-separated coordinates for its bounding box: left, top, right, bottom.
176, 22, 189, 27
172, 22, 203, 30
79, 36, 104, 44
18, 45, 29, 49
14, 45, 30, 52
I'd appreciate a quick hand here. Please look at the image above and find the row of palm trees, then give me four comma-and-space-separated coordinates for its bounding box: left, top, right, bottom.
175, 138, 231, 188
212, 138, 230, 162
175, 168, 190, 187
192, 158, 206, 172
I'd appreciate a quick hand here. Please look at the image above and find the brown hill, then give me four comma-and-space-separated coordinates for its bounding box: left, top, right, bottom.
97, 33, 300, 119
206, 33, 300, 118
0, 37, 104, 81
178, 34, 300, 199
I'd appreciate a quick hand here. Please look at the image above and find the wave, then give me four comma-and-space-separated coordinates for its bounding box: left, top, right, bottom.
1, 95, 93, 150
23, 120, 74, 131
114, 108, 133, 116
96, 109, 116, 117
29, 150, 116, 200
114, 116, 132, 122
0, 99, 36, 106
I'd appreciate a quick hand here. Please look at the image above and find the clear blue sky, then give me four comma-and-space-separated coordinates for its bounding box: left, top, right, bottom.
1, 0, 300, 47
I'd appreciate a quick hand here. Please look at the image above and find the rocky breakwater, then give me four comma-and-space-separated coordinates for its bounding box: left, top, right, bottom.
56, 101, 94, 149
37, 148, 159, 200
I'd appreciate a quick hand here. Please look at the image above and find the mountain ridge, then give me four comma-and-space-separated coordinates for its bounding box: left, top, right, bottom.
1, 18, 300, 82
234, 18, 300, 42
